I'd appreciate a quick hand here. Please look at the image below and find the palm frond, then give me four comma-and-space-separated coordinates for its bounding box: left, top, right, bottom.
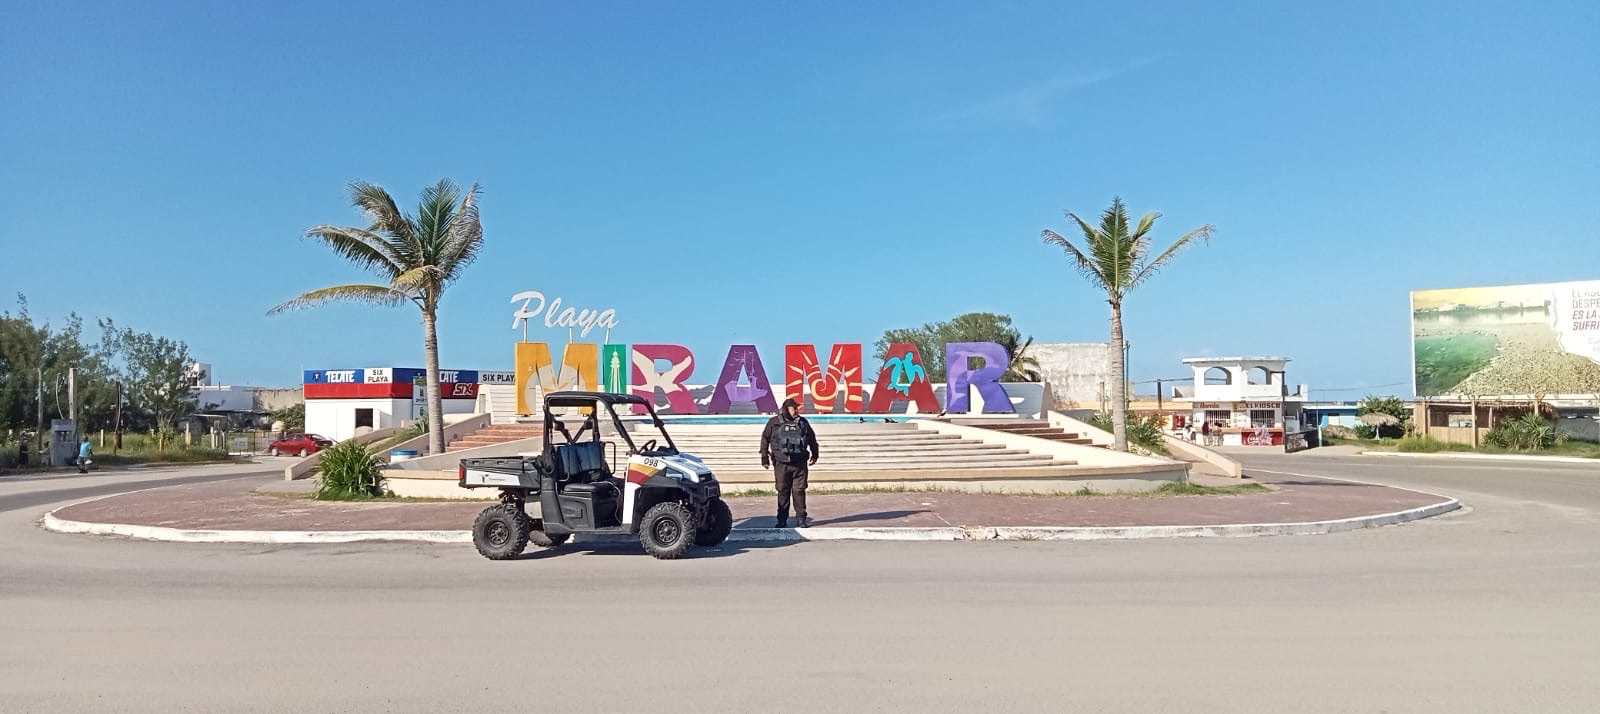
439, 182, 484, 283
1092, 198, 1137, 295
1042, 228, 1108, 291
1127, 210, 1161, 267
348, 181, 414, 243
390, 265, 445, 296
1128, 224, 1215, 291
414, 179, 462, 262
267, 284, 411, 315
303, 226, 405, 279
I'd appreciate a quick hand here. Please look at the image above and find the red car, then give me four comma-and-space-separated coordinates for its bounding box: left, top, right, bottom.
268, 433, 333, 457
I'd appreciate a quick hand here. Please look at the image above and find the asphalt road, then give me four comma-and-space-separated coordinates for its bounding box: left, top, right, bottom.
2, 454, 1598, 713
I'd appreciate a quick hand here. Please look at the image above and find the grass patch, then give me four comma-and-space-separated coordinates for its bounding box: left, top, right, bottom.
95, 449, 232, 466
1479, 439, 1600, 459
1326, 436, 1398, 450
1395, 436, 1476, 453
372, 424, 428, 452
1413, 332, 1497, 396
265, 491, 471, 503
1155, 481, 1269, 496
1342, 433, 1600, 459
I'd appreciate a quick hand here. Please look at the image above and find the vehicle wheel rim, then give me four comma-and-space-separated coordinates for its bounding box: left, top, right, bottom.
486, 520, 510, 547
653, 516, 681, 545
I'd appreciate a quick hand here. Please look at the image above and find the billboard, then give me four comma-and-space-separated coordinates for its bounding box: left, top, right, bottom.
1412, 280, 1600, 398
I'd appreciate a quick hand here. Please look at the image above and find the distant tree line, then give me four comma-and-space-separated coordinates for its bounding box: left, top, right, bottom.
874, 312, 1041, 383
0, 295, 197, 435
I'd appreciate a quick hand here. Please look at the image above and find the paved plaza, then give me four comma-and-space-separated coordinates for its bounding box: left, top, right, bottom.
2, 453, 1598, 712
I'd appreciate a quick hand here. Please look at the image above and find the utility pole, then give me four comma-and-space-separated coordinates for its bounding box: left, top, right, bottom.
113, 381, 123, 453
68, 367, 77, 425
36, 366, 45, 465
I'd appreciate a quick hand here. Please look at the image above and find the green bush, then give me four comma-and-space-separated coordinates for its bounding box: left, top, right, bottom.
314, 440, 386, 500
1089, 412, 1169, 455
1485, 414, 1564, 453
1396, 436, 1474, 453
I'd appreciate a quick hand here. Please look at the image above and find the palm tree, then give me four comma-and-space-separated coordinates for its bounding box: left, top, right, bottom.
1042, 197, 1213, 451
270, 179, 483, 456
1001, 335, 1042, 382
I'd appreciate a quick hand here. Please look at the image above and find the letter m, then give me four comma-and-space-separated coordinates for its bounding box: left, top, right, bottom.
515, 343, 600, 414
784, 343, 864, 414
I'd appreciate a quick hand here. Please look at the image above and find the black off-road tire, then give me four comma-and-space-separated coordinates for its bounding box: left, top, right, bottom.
694, 498, 734, 547
639, 501, 695, 560
528, 520, 571, 548
472, 504, 531, 560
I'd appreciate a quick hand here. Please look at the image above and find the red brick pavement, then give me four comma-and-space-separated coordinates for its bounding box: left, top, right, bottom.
49, 471, 1451, 532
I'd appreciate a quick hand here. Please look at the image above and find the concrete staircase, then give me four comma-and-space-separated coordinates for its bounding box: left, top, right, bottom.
643, 422, 1073, 475
476, 384, 522, 425
446, 423, 544, 452
953, 419, 1103, 447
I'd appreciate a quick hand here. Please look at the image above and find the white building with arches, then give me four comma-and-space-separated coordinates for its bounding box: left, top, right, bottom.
1172, 357, 1308, 446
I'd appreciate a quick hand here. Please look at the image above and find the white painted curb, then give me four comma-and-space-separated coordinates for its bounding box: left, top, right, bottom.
42, 501, 1458, 545
42, 512, 473, 544
1360, 451, 1600, 465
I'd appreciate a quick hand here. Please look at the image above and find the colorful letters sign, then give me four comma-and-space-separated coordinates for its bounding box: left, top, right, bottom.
513, 340, 1017, 415
630, 344, 697, 415
946, 341, 1014, 414
707, 345, 779, 413
784, 343, 864, 413
867, 342, 941, 413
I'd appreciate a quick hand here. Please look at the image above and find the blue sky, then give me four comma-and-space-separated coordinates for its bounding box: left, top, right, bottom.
3, 0, 1596, 399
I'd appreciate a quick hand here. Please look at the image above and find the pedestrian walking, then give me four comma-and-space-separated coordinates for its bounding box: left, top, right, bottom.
1200, 420, 1212, 447
760, 398, 819, 528
77, 437, 93, 474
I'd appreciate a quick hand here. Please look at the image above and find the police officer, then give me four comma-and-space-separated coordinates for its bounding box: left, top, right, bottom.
760, 398, 819, 528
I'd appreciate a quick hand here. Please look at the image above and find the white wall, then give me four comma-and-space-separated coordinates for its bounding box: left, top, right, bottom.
307, 397, 480, 441
1031, 343, 1113, 406
1187, 360, 1294, 402
306, 398, 413, 441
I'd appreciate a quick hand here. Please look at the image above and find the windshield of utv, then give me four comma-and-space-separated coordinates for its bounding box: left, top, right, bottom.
611, 402, 678, 457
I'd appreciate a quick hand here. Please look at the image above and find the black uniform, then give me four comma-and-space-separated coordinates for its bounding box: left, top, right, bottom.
761, 401, 820, 527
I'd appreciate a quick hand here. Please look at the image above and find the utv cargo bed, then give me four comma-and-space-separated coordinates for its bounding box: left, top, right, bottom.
459, 456, 544, 490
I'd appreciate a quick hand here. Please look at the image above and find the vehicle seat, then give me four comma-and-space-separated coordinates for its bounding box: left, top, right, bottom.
555, 441, 607, 482
561, 480, 619, 497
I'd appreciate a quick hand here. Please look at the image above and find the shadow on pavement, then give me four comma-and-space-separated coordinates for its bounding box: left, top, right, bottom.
810, 510, 926, 526
507, 538, 797, 561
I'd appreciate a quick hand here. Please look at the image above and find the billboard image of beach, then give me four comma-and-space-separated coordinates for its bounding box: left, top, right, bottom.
1412, 281, 1600, 398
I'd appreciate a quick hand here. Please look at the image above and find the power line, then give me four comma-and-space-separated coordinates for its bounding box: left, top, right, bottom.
1309, 382, 1411, 393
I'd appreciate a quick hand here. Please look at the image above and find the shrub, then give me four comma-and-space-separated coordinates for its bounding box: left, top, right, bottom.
1089, 412, 1169, 455
1485, 414, 1564, 453
314, 439, 386, 500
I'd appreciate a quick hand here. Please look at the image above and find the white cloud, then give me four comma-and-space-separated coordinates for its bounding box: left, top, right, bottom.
928, 56, 1165, 126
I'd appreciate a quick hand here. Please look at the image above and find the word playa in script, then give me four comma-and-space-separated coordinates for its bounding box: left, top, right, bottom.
511, 290, 619, 339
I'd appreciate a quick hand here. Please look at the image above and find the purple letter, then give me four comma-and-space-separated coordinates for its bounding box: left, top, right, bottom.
946, 342, 1013, 414
707, 345, 779, 414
